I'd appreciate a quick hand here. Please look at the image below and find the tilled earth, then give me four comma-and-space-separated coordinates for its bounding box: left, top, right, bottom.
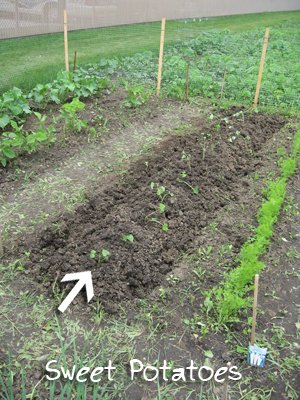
2, 100, 300, 400
17, 108, 286, 312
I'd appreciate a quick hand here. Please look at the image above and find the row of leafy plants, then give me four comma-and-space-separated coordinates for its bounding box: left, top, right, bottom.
0, 97, 89, 167
0, 70, 108, 130
0, 69, 151, 167
91, 20, 299, 107
1, 19, 299, 133
204, 128, 300, 326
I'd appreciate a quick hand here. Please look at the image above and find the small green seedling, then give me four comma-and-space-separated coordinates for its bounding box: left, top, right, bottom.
149, 218, 168, 231
233, 110, 244, 123
198, 246, 212, 261
145, 182, 173, 231
182, 150, 191, 170
177, 172, 198, 194
122, 234, 134, 243
193, 266, 206, 280
200, 132, 207, 160
90, 249, 110, 264
159, 288, 166, 301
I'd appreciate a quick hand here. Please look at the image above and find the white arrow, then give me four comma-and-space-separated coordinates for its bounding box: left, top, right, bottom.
58, 271, 94, 313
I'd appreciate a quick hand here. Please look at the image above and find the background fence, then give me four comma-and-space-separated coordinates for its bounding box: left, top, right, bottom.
1, 0, 300, 39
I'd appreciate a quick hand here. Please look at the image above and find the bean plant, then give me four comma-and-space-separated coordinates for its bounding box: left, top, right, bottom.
60, 97, 88, 133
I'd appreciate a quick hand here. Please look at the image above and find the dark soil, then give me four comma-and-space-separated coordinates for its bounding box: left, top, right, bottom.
16, 108, 286, 312
1, 97, 300, 400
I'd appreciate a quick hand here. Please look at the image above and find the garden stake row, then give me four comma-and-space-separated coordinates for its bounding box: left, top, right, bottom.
247, 274, 268, 367
253, 28, 269, 109
157, 17, 166, 96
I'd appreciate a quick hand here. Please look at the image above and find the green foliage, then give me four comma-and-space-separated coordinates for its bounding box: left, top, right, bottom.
292, 130, 300, 159
28, 70, 108, 105
205, 130, 300, 325
0, 115, 56, 166
122, 234, 134, 242
280, 158, 296, 178
177, 171, 198, 194
90, 249, 110, 265
0, 87, 31, 124
122, 79, 149, 108
60, 97, 88, 133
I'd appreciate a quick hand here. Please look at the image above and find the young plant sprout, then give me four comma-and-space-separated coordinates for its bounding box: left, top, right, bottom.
145, 183, 172, 231
121, 234, 134, 242
90, 249, 110, 265
177, 171, 198, 194
182, 150, 191, 170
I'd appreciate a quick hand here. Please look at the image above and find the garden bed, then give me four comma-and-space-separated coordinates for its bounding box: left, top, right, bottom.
1, 88, 300, 399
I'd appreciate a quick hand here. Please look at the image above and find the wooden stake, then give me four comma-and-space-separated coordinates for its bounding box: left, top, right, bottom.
73, 51, 77, 75
222, 362, 232, 400
220, 68, 226, 103
63, 10, 69, 72
0, 230, 3, 258
157, 18, 166, 97
253, 28, 269, 109
186, 64, 190, 102
251, 274, 259, 346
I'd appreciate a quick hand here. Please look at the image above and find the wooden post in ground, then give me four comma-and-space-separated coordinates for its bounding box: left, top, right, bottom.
73, 51, 77, 75
186, 64, 190, 102
251, 274, 259, 346
220, 68, 226, 103
222, 362, 232, 400
157, 18, 166, 97
253, 28, 269, 109
0, 230, 3, 258
63, 10, 69, 72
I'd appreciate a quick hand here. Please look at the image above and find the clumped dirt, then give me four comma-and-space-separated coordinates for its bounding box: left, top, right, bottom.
15, 108, 286, 312
2, 95, 300, 399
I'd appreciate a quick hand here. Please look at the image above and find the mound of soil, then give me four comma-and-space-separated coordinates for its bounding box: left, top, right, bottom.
17, 108, 285, 312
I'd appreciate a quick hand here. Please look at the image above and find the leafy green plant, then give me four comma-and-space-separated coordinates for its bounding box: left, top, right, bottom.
0, 116, 56, 166
148, 218, 168, 231
0, 87, 31, 126
198, 246, 213, 261
90, 249, 110, 264
145, 183, 173, 231
199, 132, 207, 160
122, 79, 149, 108
121, 234, 134, 242
60, 97, 88, 133
182, 150, 191, 170
193, 266, 206, 280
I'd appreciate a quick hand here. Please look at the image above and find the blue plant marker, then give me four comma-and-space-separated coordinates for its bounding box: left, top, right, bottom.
247, 345, 267, 367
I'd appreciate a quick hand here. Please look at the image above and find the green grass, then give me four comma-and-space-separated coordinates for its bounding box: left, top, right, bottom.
1, 11, 300, 93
